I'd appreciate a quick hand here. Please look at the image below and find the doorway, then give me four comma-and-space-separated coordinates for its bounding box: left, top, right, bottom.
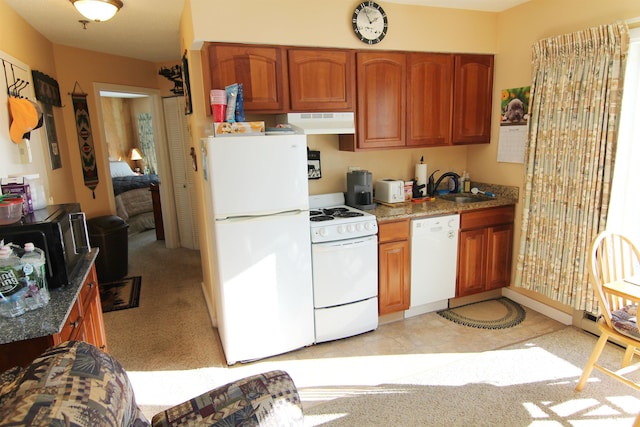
92, 82, 180, 249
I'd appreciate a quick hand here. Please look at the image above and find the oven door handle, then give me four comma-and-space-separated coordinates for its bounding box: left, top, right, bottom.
312, 235, 377, 251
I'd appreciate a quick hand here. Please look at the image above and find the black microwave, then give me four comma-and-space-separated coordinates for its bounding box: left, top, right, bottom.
0, 203, 90, 289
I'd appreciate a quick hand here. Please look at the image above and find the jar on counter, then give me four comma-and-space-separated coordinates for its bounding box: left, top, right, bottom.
0, 245, 27, 318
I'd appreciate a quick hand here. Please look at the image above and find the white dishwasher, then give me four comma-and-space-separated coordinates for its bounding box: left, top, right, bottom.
406, 214, 460, 318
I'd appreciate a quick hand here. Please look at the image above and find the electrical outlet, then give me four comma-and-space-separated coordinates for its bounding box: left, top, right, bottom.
348, 166, 361, 172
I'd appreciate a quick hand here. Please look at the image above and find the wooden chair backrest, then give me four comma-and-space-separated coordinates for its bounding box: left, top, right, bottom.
589, 231, 640, 328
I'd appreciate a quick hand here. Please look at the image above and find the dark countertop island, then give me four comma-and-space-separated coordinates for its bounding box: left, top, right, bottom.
0, 249, 99, 344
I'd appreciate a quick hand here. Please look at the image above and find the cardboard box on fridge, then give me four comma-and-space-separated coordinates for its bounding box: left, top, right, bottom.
213, 121, 265, 137
1, 177, 32, 215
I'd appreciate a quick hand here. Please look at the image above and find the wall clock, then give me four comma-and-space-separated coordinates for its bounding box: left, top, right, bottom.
352, 2, 388, 45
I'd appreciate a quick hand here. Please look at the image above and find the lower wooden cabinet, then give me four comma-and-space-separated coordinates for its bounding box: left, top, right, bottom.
457, 205, 515, 297
378, 219, 411, 315
0, 262, 108, 372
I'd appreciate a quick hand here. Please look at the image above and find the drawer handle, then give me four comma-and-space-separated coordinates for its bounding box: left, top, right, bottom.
69, 320, 79, 328
87, 282, 96, 289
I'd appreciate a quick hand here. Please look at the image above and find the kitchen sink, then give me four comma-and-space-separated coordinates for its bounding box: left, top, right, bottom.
438, 193, 494, 204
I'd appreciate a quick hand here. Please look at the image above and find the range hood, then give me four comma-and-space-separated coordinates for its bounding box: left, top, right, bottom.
279, 112, 355, 135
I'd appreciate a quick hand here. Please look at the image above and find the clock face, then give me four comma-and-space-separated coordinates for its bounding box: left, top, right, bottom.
352, 2, 388, 45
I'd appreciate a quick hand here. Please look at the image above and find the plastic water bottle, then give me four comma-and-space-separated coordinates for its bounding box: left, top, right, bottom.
20, 242, 49, 311
0, 245, 27, 318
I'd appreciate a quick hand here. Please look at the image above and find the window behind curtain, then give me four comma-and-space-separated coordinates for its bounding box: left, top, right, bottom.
608, 27, 640, 241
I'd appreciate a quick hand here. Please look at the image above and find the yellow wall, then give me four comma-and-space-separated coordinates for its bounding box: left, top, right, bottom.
52, 44, 164, 217
0, 0, 74, 205
183, 0, 640, 315
0, 0, 179, 215
3, 0, 640, 317
472, 0, 640, 308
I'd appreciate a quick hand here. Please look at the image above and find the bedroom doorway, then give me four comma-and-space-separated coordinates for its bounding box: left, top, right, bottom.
92, 83, 180, 250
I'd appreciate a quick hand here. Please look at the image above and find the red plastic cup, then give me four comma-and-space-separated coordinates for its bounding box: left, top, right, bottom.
212, 103, 226, 122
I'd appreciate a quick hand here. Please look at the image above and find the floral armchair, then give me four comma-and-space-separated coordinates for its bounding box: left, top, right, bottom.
0, 341, 303, 426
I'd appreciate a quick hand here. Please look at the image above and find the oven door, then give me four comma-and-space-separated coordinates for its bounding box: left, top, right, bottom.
312, 234, 378, 308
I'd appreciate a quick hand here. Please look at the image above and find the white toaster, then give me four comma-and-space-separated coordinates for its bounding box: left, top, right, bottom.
375, 179, 405, 203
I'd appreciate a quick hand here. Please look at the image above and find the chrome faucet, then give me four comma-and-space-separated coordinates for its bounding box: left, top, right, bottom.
428, 170, 460, 197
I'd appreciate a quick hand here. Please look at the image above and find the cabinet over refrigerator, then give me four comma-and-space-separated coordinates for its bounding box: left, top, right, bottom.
202, 134, 314, 365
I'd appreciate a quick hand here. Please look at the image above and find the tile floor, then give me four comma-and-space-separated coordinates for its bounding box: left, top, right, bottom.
108, 230, 570, 419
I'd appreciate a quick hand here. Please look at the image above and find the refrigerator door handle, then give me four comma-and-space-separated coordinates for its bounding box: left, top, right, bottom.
216, 209, 307, 222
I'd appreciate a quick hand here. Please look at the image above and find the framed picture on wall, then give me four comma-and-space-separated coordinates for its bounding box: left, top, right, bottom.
308, 150, 321, 179
42, 103, 62, 169
182, 51, 193, 115
32, 70, 62, 107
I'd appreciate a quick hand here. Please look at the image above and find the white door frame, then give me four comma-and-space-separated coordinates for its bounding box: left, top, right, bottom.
92, 82, 180, 249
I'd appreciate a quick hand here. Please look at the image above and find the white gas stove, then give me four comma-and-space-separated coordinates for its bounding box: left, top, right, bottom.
308, 192, 379, 343
309, 193, 378, 243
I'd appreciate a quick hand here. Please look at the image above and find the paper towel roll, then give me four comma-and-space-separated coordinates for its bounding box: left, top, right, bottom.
415, 163, 427, 197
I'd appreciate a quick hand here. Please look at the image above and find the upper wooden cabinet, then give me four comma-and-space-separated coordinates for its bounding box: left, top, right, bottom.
340, 52, 493, 151
207, 43, 289, 113
407, 53, 453, 147
452, 54, 494, 145
287, 48, 355, 111
342, 51, 406, 150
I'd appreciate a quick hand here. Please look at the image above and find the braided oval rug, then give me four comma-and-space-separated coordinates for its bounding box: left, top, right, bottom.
437, 297, 526, 329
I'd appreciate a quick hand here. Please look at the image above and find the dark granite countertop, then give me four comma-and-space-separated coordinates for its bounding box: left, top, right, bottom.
0, 249, 98, 344
366, 182, 519, 222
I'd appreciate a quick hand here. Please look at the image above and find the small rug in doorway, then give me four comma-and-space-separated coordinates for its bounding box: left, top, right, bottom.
99, 276, 141, 313
437, 297, 525, 329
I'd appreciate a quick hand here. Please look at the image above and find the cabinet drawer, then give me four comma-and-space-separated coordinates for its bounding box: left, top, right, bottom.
58, 300, 82, 342
79, 267, 99, 306
378, 219, 410, 243
460, 205, 515, 230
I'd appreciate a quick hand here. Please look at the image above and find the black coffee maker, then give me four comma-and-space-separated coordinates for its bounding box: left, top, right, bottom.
346, 170, 376, 210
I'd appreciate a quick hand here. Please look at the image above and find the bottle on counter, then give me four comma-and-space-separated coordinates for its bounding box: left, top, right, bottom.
463, 171, 471, 193
0, 245, 27, 318
20, 242, 49, 311
459, 171, 466, 193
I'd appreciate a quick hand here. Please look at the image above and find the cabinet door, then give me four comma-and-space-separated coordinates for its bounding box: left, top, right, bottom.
486, 223, 513, 290
457, 228, 488, 297
379, 240, 411, 314
288, 49, 355, 111
208, 44, 288, 112
407, 53, 453, 147
452, 54, 494, 145
356, 52, 406, 149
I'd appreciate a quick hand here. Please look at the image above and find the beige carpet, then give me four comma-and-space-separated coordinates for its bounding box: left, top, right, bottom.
104, 231, 640, 425
303, 327, 640, 426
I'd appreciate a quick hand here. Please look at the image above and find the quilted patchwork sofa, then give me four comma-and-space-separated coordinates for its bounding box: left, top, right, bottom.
0, 341, 303, 426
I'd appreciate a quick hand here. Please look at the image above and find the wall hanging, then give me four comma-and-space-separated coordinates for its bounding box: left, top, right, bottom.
158, 64, 184, 95
32, 70, 62, 169
182, 51, 192, 115
70, 82, 99, 198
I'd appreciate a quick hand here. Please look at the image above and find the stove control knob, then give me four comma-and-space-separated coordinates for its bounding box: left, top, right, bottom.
365, 222, 375, 231
347, 224, 354, 233
337, 225, 345, 234
319, 228, 328, 237
356, 223, 364, 231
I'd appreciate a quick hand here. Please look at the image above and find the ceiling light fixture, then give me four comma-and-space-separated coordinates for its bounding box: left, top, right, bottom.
70, 0, 123, 22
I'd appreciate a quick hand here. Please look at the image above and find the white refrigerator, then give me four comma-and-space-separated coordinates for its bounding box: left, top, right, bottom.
203, 134, 314, 365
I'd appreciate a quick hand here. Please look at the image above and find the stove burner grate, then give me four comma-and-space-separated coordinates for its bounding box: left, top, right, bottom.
333, 211, 364, 218
310, 215, 334, 222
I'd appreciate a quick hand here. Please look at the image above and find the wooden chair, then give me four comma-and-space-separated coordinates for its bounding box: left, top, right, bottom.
576, 231, 640, 424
